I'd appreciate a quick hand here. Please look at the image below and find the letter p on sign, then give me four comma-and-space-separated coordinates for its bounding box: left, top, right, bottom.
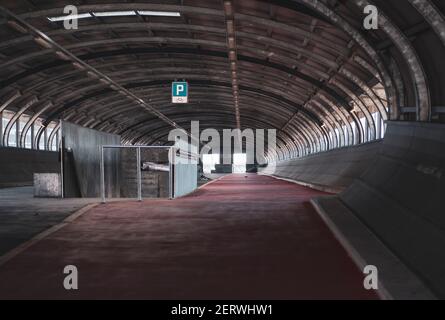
176, 85, 184, 95
172, 82, 188, 104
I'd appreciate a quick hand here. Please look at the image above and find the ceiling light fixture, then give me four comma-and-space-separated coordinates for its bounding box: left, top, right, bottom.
47, 10, 180, 22
93, 11, 137, 17
138, 10, 181, 17
48, 13, 92, 22
34, 37, 53, 49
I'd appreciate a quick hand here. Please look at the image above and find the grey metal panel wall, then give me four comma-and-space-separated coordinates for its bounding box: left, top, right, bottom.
61, 121, 120, 198
259, 141, 382, 192
0, 147, 59, 188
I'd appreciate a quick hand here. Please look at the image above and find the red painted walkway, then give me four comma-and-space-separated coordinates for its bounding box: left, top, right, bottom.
0, 174, 377, 299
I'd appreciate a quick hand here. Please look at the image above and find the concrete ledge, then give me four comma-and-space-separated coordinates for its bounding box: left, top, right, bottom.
310, 196, 436, 300
259, 173, 344, 194
259, 141, 381, 190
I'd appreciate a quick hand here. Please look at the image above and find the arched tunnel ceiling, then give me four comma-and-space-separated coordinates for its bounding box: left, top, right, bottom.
0, 0, 444, 156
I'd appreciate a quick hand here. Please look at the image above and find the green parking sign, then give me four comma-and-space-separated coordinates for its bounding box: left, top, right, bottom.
172, 82, 188, 104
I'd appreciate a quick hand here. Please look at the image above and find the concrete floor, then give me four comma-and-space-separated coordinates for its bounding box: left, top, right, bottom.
0, 187, 98, 256
0, 175, 377, 299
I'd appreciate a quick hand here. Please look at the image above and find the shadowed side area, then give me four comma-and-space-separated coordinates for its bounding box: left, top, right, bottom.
0, 174, 377, 300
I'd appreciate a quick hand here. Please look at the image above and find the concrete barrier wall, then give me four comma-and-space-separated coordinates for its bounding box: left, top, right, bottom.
259, 141, 382, 192
0, 147, 59, 188
340, 121, 445, 298
261, 121, 445, 297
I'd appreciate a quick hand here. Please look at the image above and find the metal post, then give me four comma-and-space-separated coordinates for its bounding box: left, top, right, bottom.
15, 120, 19, 147
30, 123, 35, 149
0, 111, 3, 147
100, 146, 105, 203
376, 112, 382, 139
168, 148, 172, 199
356, 122, 360, 144
44, 128, 48, 150
60, 135, 64, 199
136, 146, 142, 202
169, 147, 174, 199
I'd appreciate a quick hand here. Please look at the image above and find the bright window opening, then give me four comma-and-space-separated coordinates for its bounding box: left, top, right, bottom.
233, 153, 246, 173
202, 153, 219, 174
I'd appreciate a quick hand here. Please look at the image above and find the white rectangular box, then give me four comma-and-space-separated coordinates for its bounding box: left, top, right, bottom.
34, 173, 62, 198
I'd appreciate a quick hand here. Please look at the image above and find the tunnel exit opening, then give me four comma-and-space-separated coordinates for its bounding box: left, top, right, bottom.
232, 153, 247, 173
202, 153, 220, 174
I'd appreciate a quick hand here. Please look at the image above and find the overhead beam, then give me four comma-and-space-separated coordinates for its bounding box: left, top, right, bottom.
223, 0, 241, 129
0, 6, 190, 139
0, 48, 348, 106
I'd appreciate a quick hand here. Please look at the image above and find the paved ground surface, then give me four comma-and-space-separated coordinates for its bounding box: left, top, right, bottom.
0, 174, 378, 299
0, 187, 99, 256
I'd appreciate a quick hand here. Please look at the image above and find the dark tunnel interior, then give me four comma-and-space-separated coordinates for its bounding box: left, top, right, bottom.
0, 0, 444, 302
